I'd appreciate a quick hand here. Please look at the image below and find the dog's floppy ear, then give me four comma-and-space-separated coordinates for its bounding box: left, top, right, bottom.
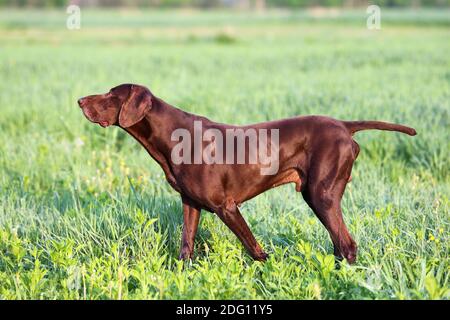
118, 85, 152, 128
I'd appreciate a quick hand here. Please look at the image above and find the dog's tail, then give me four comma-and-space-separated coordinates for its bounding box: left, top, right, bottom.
343, 120, 417, 136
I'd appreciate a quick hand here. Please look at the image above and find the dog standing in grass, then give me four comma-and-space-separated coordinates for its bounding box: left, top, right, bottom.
78, 83, 416, 263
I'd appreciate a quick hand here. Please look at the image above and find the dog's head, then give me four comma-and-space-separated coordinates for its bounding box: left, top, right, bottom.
78, 84, 152, 128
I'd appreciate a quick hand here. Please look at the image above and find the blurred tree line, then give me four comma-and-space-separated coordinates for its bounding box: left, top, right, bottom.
0, 0, 448, 7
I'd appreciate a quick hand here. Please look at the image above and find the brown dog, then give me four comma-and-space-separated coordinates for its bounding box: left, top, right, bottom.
78, 83, 416, 263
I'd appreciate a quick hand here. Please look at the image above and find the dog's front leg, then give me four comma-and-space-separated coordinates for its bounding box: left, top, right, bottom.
216, 198, 268, 261
179, 196, 201, 260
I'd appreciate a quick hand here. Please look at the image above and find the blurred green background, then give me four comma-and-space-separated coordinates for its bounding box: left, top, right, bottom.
0, 3, 449, 299
1, 0, 449, 8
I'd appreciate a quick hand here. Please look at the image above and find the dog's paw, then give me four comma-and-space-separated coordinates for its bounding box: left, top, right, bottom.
337, 242, 357, 265
253, 251, 269, 262
178, 249, 194, 261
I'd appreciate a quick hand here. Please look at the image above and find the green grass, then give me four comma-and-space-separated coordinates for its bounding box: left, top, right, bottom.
0, 8, 449, 300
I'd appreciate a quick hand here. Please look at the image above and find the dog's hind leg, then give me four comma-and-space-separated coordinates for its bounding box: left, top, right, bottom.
302, 140, 358, 264
216, 198, 268, 261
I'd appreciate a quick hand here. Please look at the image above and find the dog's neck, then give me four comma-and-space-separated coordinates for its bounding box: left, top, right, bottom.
122, 97, 196, 163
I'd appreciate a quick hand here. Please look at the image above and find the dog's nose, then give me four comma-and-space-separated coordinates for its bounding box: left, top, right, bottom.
78, 97, 85, 107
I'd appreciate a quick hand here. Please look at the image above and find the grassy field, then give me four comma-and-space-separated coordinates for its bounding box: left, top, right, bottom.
0, 8, 449, 300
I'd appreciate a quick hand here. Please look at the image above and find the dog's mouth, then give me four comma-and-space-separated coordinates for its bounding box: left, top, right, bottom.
98, 121, 109, 128
81, 109, 110, 128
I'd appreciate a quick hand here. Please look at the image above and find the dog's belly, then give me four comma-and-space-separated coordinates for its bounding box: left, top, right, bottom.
172, 164, 303, 211
268, 168, 302, 192
232, 168, 302, 205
